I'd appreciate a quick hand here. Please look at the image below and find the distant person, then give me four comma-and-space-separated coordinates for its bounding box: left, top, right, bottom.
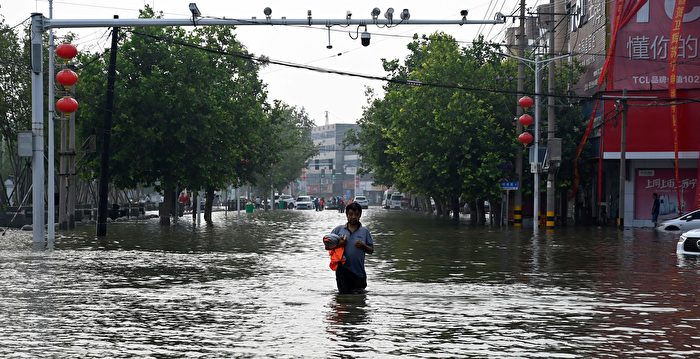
320, 197, 325, 211
314, 197, 320, 211
330, 202, 374, 294
651, 193, 660, 226
178, 191, 190, 212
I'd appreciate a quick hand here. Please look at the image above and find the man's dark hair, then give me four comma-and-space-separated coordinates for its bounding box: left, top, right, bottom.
346, 201, 362, 214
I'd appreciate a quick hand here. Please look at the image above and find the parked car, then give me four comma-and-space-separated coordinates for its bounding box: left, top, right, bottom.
294, 195, 314, 210
388, 192, 403, 209
656, 208, 700, 232
353, 195, 369, 209
677, 228, 700, 255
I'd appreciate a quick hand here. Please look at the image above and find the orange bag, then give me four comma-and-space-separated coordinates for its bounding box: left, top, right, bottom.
328, 246, 346, 271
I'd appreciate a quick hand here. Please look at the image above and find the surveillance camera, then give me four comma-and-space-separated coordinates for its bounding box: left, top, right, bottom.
400, 9, 410, 21
384, 7, 394, 21
189, 3, 201, 18
371, 7, 381, 19
264, 7, 272, 16
460, 9, 469, 17
361, 31, 370, 47
346, 10, 352, 19
494, 12, 505, 22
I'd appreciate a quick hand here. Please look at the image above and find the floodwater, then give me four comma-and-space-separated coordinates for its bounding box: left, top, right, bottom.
0, 208, 698, 357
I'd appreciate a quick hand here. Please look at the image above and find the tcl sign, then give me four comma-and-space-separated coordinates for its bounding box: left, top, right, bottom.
609, 0, 700, 90
636, 0, 700, 23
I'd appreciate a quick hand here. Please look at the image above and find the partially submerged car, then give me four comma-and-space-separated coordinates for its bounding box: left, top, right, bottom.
353, 195, 369, 209
677, 228, 700, 256
656, 208, 700, 232
295, 195, 314, 210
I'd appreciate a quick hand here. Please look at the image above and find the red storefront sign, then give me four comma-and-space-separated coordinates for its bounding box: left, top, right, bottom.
610, 0, 700, 91
634, 168, 697, 219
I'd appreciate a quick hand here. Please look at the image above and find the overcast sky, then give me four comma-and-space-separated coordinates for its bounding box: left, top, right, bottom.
1, 0, 525, 126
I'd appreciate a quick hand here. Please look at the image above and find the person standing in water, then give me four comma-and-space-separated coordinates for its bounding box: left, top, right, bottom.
330, 202, 374, 294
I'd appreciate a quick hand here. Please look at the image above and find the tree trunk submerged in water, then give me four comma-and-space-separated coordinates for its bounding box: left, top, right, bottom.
205, 187, 214, 223
159, 188, 175, 225
451, 195, 460, 222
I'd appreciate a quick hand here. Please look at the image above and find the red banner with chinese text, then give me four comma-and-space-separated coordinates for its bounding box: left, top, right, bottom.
669, 0, 688, 213
609, 0, 700, 91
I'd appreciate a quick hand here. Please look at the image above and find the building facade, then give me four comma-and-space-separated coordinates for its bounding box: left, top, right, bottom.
585, 0, 700, 227
505, 0, 700, 227
301, 123, 383, 202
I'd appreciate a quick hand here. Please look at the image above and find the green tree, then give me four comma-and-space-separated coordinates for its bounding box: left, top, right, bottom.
0, 20, 32, 207
354, 33, 515, 221
249, 100, 318, 208
76, 6, 269, 224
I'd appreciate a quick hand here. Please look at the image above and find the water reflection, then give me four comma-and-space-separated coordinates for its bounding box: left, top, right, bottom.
326, 293, 370, 352
0, 209, 698, 357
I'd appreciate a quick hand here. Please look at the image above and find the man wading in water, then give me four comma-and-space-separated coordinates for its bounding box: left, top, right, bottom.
330, 202, 374, 294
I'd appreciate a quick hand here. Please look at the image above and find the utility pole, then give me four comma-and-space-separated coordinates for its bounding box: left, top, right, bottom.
533, 56, 542, 234
546, 0, 557, 230
617, 89, 628, 228
30, 13, 45, 249
514, 0, 526, 228
96, 17, 119, 237
47, 0, 56, 248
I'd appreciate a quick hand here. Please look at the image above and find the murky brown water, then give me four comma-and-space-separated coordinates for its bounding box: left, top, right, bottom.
0, 208, 698, 357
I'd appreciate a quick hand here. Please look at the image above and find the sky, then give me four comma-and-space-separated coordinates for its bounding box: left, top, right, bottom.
1, 0, 523, 126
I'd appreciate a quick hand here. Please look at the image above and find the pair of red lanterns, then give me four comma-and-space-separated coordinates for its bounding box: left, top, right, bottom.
517, 96, 534, 147
54, 43, 79, 116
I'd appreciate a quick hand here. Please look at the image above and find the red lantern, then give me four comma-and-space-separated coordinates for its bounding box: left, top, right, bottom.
56, 69, 79, 88
518, 114, 534, 127
56, 43, 78, 60
518, 132, 533, 146
56, 96, 79, 114
518, 96, 534, 110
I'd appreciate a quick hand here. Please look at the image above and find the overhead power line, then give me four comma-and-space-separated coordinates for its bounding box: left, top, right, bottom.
127, 29, 594, 102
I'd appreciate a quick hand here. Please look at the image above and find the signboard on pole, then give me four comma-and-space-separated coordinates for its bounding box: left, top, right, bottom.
499, 181, 519, 191
18, 131, 32, 157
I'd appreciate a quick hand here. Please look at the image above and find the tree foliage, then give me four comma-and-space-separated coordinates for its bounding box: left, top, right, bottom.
353, 34, 517, 220
0, 20, 33, 206
74, 6, 315, 224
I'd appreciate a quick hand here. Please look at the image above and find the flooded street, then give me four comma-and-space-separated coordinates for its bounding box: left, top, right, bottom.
0, 208, 698, 357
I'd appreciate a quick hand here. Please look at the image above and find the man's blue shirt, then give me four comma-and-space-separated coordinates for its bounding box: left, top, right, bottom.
331, 223, 373, 278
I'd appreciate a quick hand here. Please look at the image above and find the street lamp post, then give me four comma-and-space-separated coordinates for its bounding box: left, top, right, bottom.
534, 55, 542, 235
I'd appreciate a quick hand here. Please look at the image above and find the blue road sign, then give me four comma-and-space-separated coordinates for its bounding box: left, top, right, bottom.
499, 181, 519, 190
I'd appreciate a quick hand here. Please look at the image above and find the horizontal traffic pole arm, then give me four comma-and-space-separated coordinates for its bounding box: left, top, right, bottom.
43, 16, 504, 29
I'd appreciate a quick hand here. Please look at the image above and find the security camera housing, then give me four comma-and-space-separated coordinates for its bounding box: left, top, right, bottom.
189, 3, 201, 17
361, 31, 370, 47
264, 7, 272, 16
384, 8, 394, 21
460, 9, 468, 17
